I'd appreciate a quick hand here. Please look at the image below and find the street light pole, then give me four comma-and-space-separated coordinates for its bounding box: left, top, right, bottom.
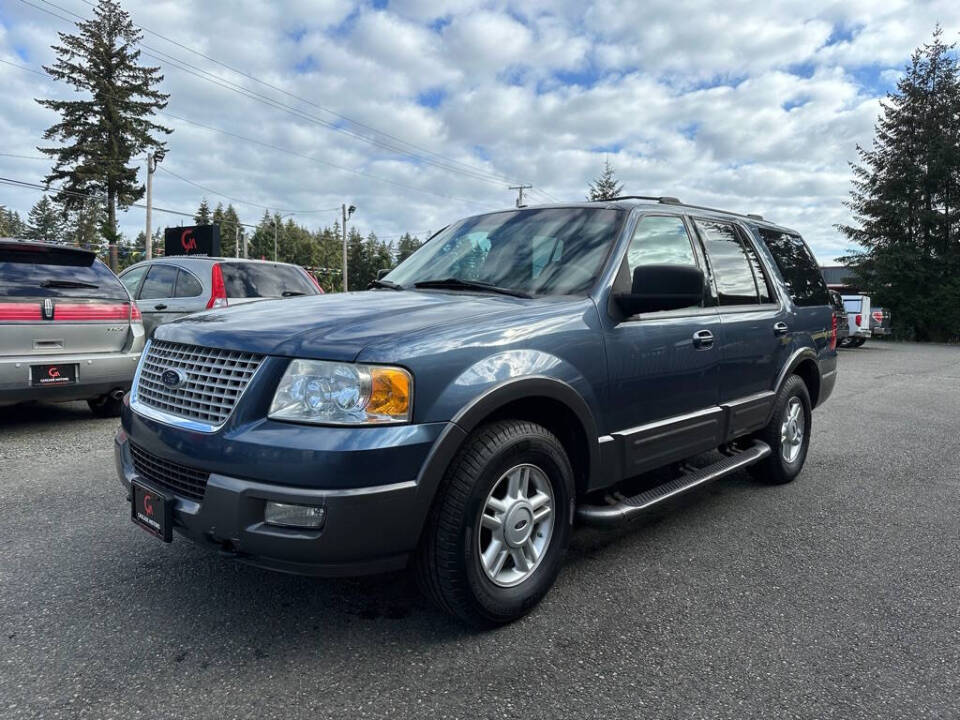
144, 149, 164, 261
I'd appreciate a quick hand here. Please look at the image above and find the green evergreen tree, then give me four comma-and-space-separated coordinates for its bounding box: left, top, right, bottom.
838, 27, 960, 341
396, 232, 424, 263
587, 159, 624, 201
61, 198, 104, 251
37, 0, 171, 271
25, 195, 63, 243
0, 208, 28, 237
222, 205, 243, 257
194, 198, 212, 225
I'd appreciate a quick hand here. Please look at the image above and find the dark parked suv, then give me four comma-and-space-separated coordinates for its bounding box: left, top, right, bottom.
114, 198, 837, 626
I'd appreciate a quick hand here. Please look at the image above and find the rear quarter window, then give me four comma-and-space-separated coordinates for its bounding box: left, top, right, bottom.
757, 229, 829, 307
219, 263, 316, 298
0, 245, 128, 300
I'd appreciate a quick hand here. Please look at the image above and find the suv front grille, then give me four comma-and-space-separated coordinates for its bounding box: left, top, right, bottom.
136, 340, 264, 427
130, 442, 209, 501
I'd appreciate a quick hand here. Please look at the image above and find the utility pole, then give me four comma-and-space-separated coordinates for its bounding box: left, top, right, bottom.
508, 184, 532, 208
342, 203, 355, 292
235, 225, 240, 258
144, 149, 164, 260
273, 213, 278, 262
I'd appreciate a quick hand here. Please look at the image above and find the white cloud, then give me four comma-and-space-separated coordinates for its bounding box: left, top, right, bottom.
0, 0, 955, 263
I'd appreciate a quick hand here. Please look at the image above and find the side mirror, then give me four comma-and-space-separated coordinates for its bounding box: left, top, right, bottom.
614, 264, 704, 316
377, 268, 391, 280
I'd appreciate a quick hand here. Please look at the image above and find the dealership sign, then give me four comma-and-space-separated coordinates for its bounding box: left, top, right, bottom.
164, 225, 221, 257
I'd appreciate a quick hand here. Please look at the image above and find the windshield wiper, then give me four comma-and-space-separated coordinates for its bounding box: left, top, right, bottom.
281, 290, 307, 296
41, 279, 99, 289
368, 278, 404, 290
413, 277, 531, 299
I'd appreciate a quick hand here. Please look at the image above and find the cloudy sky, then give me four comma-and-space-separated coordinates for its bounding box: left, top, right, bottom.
1, 0, 958, 262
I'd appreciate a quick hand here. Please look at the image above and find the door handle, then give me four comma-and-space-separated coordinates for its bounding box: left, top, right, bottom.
692, 329, 714, 349
773, 322, 789, 336
153, 303, 167, 310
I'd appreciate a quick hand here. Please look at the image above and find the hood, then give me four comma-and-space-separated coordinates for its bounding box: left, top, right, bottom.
153, 289, 539, 361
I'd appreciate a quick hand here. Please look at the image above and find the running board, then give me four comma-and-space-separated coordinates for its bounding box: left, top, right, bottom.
576, 440, 771, 527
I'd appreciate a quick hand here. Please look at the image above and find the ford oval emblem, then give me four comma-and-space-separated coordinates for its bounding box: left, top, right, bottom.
161, 368, 187, 389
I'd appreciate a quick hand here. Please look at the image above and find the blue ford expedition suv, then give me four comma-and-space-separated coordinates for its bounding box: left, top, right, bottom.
115, 198, 837, 626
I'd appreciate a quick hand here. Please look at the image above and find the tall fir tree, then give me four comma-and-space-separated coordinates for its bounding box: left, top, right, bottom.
222, 204, 243, 257
37, 0, 171, 271
25, 195, 63, 244
396, 232, 424, 263
838, 27, 960, 341
194, 198, 212, 225
587, 159, 624, 201
61, 198, 104, 251
0, 207, 28, 238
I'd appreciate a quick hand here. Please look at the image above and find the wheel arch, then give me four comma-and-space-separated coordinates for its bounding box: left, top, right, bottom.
414, 376, 599, 511
775, 347, 822, 408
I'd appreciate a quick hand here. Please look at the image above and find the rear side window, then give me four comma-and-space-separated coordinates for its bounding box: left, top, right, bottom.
627, 215, 697, 274
0, 245, 127, 300
758, 229, 829, 306
843, 297, 862, 313
175, 270, 203, 298
695, 219, 759, 305
139, 265, 179, 299
120, 265, 148, 297
219, 263, 316, 298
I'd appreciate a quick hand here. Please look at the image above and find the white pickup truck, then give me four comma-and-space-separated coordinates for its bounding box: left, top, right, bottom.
840, 294, 872, 348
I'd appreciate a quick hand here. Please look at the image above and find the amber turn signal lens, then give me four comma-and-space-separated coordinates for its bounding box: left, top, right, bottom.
367, 367, 412, 419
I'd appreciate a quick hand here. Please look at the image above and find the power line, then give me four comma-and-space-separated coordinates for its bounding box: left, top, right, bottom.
71, 0, 529, 191
0, 57, 47, 76
1, 55, 500, 213
160, 111, 500, 210
156, 166, 341, 215
32, 0, 526, 192
0, 152, 47, 160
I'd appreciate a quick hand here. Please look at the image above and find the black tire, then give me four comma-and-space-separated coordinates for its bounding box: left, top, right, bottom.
851, 337, 866, 347
837, 337, 852, 348
87, 393, 123, 418
415, 420, 575, 627
749, 375, 812, 485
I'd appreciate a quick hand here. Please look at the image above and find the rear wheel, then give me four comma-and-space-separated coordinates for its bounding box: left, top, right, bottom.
850, 337, 866, 347
87, 392, 123, 418
749, 375, 811, 485
415, 420, 574, 627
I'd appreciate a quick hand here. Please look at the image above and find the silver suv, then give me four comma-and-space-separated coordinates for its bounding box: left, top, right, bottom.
119, 257, 323, 336
0, 239, 145, 417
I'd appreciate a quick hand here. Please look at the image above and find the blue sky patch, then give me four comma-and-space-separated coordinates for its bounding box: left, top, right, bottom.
417, 87, 446, 108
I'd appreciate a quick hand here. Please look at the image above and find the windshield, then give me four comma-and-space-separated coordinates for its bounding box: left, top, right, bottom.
384, 207, 625, 296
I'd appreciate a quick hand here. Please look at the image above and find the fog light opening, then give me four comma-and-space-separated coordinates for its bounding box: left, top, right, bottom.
264, 501, 326, 529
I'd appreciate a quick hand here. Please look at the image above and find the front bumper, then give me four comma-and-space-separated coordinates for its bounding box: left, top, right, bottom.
115, 406, 453, 576
0, 350, 141, 405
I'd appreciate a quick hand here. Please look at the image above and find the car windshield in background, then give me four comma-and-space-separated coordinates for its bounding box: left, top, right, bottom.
0, 245, 127, 300
385, 207, 626, 296
220, 263, 316, 298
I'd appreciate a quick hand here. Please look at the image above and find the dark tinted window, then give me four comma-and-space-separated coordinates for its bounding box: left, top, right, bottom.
120, 265, 148, 297
695, 220, 758, 305
139, 264, 179, 299
220, 263, 316, 298
0, 244, 127, 299
385, 208, 625, 296
758, 229, 829, 306
175, 269, 203, 298
627, 216, 696, 273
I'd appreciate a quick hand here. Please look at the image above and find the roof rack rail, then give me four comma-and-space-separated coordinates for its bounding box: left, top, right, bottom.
746, 213, 764, 220
596, 195, 682, 204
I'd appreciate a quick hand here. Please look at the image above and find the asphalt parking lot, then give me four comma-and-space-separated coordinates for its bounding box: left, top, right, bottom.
1, 341, 958, 719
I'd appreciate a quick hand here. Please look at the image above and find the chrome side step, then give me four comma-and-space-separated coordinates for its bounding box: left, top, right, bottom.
576, 440, 771, 527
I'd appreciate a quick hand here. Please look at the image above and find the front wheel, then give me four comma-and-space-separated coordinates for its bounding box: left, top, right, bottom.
749, 375, 812, 485
415, 420, 574, 627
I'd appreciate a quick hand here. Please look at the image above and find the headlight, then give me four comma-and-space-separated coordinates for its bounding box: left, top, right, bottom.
268, 359, 412, 425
